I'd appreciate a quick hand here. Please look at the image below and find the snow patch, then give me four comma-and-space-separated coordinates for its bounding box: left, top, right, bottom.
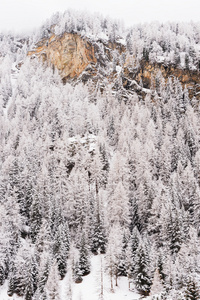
117, 38, 126, 46
62, 255, 141, 300
68, 134, 97, 153
116, 65, 122, 74
0, 280, 23, 300
157, 56, 165, 63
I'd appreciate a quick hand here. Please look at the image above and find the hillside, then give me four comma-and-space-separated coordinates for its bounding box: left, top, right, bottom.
0, 10, 200, 300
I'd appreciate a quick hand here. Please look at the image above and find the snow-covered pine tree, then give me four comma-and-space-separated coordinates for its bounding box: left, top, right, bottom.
30, 194, 43, 243
130, 226, 140, 271
37, 251, 51, 299
90, 212, 107, 255
117, 232, 128, 277
35, 219, 52, 254
46, 261, 61, 300
134, 240, 152, 296
53, 223, 70, 279
185, 277, 200, 300
89, 191, 107, 255
7, 244, 38, 299
78, 232, 90, 276
150, 268, 164, 296
74, 261, 83, 283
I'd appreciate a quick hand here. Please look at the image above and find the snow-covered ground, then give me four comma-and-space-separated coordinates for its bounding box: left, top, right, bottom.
0, 281, 21, 300
68, 134, 97, 153
0, 255, 141, 300
62, 255, 141, 300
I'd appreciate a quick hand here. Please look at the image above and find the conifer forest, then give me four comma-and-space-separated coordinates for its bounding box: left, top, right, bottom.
1, 10, 200, 300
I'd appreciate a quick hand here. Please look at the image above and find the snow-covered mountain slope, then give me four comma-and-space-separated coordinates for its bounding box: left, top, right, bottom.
26, 10, 200, 101
1, 10, 200, 300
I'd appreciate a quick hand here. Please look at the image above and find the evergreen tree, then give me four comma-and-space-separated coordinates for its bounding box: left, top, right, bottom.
37, 251, 51, 298
23, 254, 38, 300
134, 240, 152, 296
157, 251, 166, 282
90, 213, 107, 255
185, 278, 200, 300
130, 226, 140, 271
30, 195, 43, 243
78, 233, 90, 276
150, 268, 164, 296
166, 206, 183, 256
46, 261, 61, 300
53, 223, 70, 279
117, 232, 128, 277
89, 192, 107, 255
7, 244, 38, 299
74, 261, 83, 283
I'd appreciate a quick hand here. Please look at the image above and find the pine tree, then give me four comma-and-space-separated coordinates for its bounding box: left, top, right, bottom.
89, 191, 107, 255
130, 226, 140, 270
134, 241, 152, 296
53, 223, 70, 279
7, 244, 38, 299
37, 251, 51, 297
30, 195, 43, 243
78, 233, 90, 276
46, 262, 61, 300
117, 232, 128, 277
90, 213, 107, 255
0, 204, 12, 285
129, 196, 141, 233
35, 219, 52, 254
0, 265, 5, 286
150, 268, 164, 296
74, 261, 83, 283
185, 277, 200, 300
166, 206, 183, 255
157, 251, 166, 282
107, 180, 129, 227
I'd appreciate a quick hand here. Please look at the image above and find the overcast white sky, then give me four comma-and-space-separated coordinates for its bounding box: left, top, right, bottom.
1, 0, 200, 34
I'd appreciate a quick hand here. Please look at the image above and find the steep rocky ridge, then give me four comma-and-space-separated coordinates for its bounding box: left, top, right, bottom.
124, 60, 200, 99
28, 33, 200, 100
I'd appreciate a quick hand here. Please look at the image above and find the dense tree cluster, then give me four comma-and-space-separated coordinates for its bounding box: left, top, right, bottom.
34, 10, 200, 71
1, 12, 200, 300
127, 22, 200, 70
36, 9, 125, 42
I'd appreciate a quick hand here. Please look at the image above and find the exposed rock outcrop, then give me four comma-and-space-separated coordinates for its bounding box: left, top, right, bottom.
28, 33, 200, 100
126, 60, 200, 99
28, 33, 97, 81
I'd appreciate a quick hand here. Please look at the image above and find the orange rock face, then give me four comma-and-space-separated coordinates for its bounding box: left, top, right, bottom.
28, 33, 97, 81
135, 61, 200, 89
28, 33, 200, 99
124, 60, 200, 99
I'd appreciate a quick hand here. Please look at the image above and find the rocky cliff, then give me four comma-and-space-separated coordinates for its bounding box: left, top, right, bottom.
28, 33, 97, 81
28, 33, 200, 100
128, 60, 200, 99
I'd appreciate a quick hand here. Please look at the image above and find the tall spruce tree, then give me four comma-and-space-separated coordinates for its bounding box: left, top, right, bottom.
134, 240, 152, 296
78, 232, 90, 276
